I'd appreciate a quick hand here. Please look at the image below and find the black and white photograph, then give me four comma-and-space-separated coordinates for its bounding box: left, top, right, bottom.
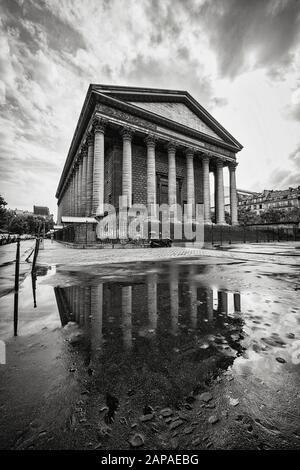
0, 0, 300, 458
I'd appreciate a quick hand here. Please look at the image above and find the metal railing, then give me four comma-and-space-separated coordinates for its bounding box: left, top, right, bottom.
54, 225, 75, 243
54, 222, 300, 245
204, 224, 300, 245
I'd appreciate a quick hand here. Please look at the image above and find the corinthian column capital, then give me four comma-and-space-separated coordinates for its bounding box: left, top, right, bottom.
167, 140, 178, 152
121, 127, 134, 140
185, 147, 196, 158
86, 132, 94, 147
202, 153, 210, 164
81, 142, 88, 155
229, 161, 238, 171
145, 134, 156, 147
93, 117, 107, 133
76, 152, 82, 164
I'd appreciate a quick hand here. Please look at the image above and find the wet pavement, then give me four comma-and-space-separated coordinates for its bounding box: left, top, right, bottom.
0, 242, 300, 450
0, 240, 35, 297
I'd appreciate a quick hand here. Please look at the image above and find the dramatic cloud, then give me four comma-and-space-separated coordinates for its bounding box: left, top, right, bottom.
198, 0, 300, 78
0, 0, 300, 216
289, 142, 300, 167
269, 142, 300, 188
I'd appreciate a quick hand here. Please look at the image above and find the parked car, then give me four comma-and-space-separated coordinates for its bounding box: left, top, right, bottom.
150, 238, 172, 248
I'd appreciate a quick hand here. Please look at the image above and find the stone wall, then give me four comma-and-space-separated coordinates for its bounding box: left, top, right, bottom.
74, 224, 97, 243
132, 143, 147, 205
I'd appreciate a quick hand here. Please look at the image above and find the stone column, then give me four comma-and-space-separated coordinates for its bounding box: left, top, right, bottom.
206, 288, 213, 322
60, 196, 64, 219
74, 286, 79, 323
170, 264, 178, 335
218, 291, 228, 315
168, 142, 177, 208
64, 184, 68, 216
216, 160, 225, 224
76, 160, 80, 217
68, 181, 72, 215
67, 182, 70, 216
229, 162, 238, 225
75, 161, 79, 217
202, 155, 211, 223
64, 191, 67, 216
74, 165, 78, 216
214, 168, 218, 223
78, 156, 83, 216
145, 135, 156, 217
57, 203, 61, 224
90, 284, 103, 360
147, 273, 157, 331
84, 287, 91, 326
122, 286, 132, 350
68, 177, 72, 216
81, 145, 88, 217
92, 119, 106, 216
72, 169, 75, 216
86, 133, 94, 216
234, 292, 241, 312
68, 175, 71, 216
70, 171, 73, 216
189, 265, 197, 329
72, 171, 76, 216
65, 190, 68, 217
121, 127, 133, 208
79, 287, 85, 324
186, 149, 195, 219
69, 181, 71, 216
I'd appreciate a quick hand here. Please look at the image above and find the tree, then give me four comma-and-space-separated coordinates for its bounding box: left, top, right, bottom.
8, 214, 28, 235
0, 195, 8, 229
0, 196, 54, 235
238, 205, 300, 226
282, 207, 300, 223
259, 208, 285, 224
238, 207, 260, 225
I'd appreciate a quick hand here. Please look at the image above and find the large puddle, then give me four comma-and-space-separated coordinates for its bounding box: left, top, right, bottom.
0, 257, 300, 449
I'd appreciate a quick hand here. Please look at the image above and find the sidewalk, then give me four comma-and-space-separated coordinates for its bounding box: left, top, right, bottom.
37, 240, 300, 267
0, 239, 35, 297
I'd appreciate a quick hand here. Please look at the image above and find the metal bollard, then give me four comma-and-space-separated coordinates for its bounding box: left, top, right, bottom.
13, 238, 20, 336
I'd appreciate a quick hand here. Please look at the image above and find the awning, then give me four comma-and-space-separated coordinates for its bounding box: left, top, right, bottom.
61, 216, 97, 224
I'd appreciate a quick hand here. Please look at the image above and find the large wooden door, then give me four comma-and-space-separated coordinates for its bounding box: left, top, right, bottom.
157, 175, 182, 205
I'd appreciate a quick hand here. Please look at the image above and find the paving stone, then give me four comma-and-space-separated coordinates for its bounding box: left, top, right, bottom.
208, 415, 219, 425
169, 419, 184, 430
128, 433, 145, 448
160, 408, 173, 417
198, 392, 213, 403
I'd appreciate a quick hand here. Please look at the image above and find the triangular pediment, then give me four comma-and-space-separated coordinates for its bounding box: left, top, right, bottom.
90, 84, 243, 149
128, 101, 223, 141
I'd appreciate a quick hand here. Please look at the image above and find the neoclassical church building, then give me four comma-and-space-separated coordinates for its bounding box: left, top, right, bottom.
56, 84, 242, 242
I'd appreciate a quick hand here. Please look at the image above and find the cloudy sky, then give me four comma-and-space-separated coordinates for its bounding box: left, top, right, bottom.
1, 0, 300, 216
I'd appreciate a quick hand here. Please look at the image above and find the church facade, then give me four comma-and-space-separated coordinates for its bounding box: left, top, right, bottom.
56, 85, 242, 242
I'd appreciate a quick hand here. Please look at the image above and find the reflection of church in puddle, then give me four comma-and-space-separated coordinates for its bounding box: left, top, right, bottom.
54, 266, 242, 355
